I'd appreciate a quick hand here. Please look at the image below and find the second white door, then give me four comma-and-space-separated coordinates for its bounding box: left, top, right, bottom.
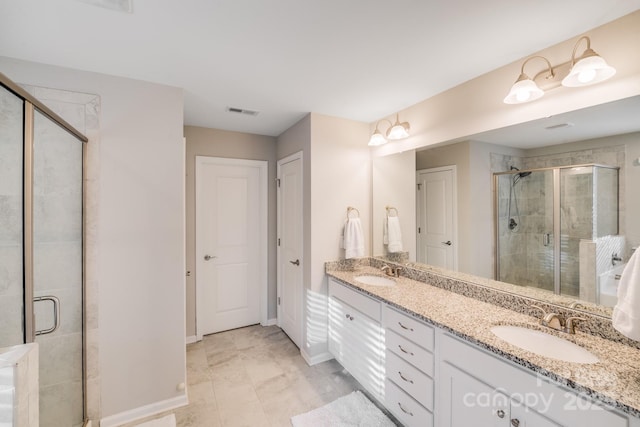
277, 153, 303, 348
196, 156, 267, 336
416, 166, 457, 270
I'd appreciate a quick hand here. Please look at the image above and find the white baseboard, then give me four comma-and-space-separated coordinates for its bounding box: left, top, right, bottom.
100, 393, 188, 427
301, 349, 334, 366
263, 318, 278, 326
185, 335, 198, 345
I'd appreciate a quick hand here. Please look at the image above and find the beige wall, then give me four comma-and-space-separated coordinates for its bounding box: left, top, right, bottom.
184, 126, 277, 337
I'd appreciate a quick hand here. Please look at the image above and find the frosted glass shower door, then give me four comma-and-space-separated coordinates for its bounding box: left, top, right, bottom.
33, 110, 84, 427
0, 86, 24, 348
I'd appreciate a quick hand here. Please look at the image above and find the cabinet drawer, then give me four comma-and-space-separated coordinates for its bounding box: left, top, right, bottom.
386, 329, 434, 377
385, 378, 433, 427
386, 350, 433, 411
329, 278, 381, 322
383, 305, 434, 351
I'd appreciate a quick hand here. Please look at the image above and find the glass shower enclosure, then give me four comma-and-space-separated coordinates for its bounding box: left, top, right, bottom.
1, 73, 87, 426
494, 164, 619, 298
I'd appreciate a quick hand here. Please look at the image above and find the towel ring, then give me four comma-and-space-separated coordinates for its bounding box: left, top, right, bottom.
386, 206, 399, 217
347, 206, 360, 218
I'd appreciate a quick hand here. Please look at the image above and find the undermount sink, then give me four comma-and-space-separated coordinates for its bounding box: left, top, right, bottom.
354, 275, 396, 287
490, 325, 599, 364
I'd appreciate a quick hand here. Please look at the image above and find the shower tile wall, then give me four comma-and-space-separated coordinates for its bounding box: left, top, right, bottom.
0, 86, 24, 349
491, 145, 624, 297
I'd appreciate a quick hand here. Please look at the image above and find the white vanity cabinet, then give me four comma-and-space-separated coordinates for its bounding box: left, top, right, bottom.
327, 278, 384, 400
438, 331, 629, 427
383, 306, 435, 427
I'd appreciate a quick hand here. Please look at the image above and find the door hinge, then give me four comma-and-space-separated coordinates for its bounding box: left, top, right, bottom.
278, 297, 281, 305
417, 183, 422, 190
276, 178, 281, 187
418, 227, 421, 233
277, 238, 281, 246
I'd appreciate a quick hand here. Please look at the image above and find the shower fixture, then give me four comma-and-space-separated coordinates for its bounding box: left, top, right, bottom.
507, 167, 530, 231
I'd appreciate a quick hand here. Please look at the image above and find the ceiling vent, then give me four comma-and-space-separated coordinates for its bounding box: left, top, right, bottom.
226, 107, 260, 117
545, 122, 574, 130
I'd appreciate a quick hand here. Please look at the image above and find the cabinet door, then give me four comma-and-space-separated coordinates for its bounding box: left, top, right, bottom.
328, 296, 383, 399
440, 362, 510, 427
510, 403, 561, 427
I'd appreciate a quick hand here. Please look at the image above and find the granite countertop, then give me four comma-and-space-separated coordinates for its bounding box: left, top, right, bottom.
326, 265, 640, 418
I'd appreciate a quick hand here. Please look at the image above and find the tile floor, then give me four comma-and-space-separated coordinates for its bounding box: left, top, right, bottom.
123, 324, 387, 427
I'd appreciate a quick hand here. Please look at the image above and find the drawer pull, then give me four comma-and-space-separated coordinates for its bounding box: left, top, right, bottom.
398, 402, 413, 416
398, 345, 414, 356
398, 371, 414, 384
398, 321, 414, 331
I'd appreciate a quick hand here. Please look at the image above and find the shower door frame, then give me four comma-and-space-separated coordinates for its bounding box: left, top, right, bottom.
493, 163, 619, 296
1, 72, 89, 423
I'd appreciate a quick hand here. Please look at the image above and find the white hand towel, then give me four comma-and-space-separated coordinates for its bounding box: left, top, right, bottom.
342, 218, 364, 259
386, 216, 403, 253
613, 249, 640, 341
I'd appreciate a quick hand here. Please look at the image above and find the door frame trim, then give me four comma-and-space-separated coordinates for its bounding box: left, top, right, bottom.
416, 165, 458, 271
276, 151, 303, 346
195, 156, 268, 340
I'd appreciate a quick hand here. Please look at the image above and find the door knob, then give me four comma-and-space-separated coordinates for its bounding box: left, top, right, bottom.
511, 419, 520, 427
442, 240, 452, 246
290, 259, 300, 266
204, 254, 216, 261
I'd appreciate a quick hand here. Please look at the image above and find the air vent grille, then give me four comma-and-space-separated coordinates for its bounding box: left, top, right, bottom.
545, 122, 574, 130
226, 107, 260, 117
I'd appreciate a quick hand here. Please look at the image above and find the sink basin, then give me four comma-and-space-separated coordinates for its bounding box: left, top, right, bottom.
490, 325, 599, 364
354, 275, 396, 287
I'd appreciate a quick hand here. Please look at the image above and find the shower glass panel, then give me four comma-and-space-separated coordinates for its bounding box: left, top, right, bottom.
496, 164, 619, 298
33, 109, 84, 427
0, 85, 24, 348
495, 169, 554, 292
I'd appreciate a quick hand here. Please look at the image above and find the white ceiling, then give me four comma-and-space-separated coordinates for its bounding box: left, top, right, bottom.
1, 0, 639, 136
444, 95, 640, 150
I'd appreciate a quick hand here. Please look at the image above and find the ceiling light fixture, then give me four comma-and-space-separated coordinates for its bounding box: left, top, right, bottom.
504, 35, 616, 105
368, 114, 410, 146
562, 36, 616, 87
503, 56, 554, 104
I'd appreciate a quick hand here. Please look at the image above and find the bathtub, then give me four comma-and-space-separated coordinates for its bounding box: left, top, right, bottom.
598, 263, 626, 307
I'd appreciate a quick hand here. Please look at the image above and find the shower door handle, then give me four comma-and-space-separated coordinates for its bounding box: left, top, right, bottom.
543, 233, 552, 246
34, 295, 61, 336
442, 241, 452, 246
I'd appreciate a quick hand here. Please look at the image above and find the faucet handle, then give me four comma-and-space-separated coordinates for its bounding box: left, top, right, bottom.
564, 316, 587, 334
530, 304, 548, 320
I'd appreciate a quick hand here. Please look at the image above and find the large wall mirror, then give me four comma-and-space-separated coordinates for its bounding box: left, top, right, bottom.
372, 95, 640, 317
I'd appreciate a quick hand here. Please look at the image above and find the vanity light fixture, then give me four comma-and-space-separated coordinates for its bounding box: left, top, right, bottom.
368, 114, 410, 146
562, 36, 616, 87
503, 56, 554, 104
504, 36, 616, 104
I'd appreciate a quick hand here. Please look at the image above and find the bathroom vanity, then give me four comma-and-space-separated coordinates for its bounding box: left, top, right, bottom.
326, 261, 640, 427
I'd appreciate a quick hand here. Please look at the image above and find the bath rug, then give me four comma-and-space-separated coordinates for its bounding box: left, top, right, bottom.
291, 390, 395, 427
135, 414, 176, 427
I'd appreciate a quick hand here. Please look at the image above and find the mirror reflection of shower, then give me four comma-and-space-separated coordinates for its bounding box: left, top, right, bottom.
507, 166, 531, 231
494, 164, 620, 304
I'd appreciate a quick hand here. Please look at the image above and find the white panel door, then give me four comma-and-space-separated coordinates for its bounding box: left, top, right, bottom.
417, 167, 456, 269
196, 157, 266, 335
277, 153, 303, 348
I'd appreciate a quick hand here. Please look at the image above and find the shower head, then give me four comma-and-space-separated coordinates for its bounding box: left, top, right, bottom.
518, 171, 532, 178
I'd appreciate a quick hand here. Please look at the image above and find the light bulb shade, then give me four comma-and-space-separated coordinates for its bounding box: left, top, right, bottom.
562, 55, 616, 87
503, 75, 544, 104
386, 122, 410, 140
368, 130, 387, 146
